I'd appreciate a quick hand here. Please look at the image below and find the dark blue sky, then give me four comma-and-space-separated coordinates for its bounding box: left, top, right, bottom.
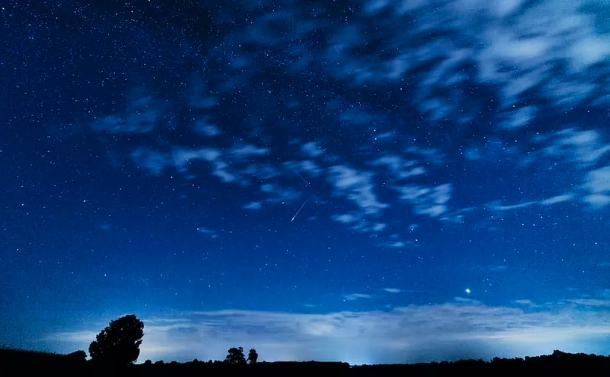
2, 0, 610, 365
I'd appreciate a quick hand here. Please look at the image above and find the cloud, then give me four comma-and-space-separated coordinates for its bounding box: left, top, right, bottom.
130, 147, 170, 176
540, 194, 574, 206
261, 183, 302, 203
243, 201, 262, 210
187, 79, 218, 109
283, 160, 321, 179
327, 165, 388, 215
172, 147, 222, 172
301, 142, 324, 158
383, 288, 403, 293
47, 301, 610, 365
542, 129, 610, 167
331, 213, 388, 234
513, 299, 536, 307
170, 144, 271, 185
568, 299, 610, 307
211, 161, 237, 183
583, 194, 610, 207
194, 119, 221, 136
582, 166, 610, 194
486, 194, 577, 211
486, 200, 537, 211
228, 144, 270, 160
383, 241, 405, 249
371, 155, 425, 181
344, 293, 374, 301
582, 166, 610, 208
331, 213, 358, 224
196, 227, 218, 239
321, 0, 610, 129
394, 184, 453, 218
91, 89, 165, 134
497, 106, 536, 130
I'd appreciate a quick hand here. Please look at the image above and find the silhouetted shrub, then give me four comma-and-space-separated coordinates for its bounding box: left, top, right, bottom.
66, 349, 87, 363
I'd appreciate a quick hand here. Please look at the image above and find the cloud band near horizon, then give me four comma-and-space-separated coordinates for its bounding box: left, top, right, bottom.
44, 298, 610, 365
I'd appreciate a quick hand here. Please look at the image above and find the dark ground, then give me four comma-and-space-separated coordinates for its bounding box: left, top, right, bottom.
1, 347, 610, 376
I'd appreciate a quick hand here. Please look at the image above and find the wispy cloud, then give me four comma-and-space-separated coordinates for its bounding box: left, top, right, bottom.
301, 142, 324, 158
243, 201, 262, 210
540, 194, 574, 206
91, 94, 163, 134
394, 184, 453, 218
383, 288, 403, 293
331, 212, 387, 234
568, 299, 610, 307
172, 147, 221, 171
261, 183, 302, 203
513, 299, 537, 307
343, 293, 374, 301
486, 200, 537, 212
211, 161, 237, 183
228, 144, 270, 160
194, 118, 221, 136
382, 241, 406, 249
196, 227, 218, 239
542, 128, 610, 168
582, 166, 610, 208
371, 154, 425, 181
327, 165, 388, 215
130, 147, 170, 176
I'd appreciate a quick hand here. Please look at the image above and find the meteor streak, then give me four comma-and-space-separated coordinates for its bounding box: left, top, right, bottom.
291, 200, 308, 222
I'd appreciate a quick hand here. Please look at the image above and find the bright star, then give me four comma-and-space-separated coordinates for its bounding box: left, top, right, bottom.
465, 288, 471, 294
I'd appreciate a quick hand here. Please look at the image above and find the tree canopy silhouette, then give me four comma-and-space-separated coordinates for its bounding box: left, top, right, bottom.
225, 347, 246, 365
89, 314, 144, 367
247, 348, 258, 364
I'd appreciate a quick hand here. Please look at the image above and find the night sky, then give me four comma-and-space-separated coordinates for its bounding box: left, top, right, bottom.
2, 0, 610, 365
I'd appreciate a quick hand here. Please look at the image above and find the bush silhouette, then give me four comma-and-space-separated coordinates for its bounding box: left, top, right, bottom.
66, 350, 87, 363
225, 347, 246, 364
89, 314, 144, 367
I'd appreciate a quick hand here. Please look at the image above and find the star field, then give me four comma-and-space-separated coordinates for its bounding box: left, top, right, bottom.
1, 0, 610, 365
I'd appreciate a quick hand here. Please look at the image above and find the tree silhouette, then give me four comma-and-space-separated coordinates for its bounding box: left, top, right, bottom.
225, 347, 246, 365
89, 314, 144, 367
248, 348, 258, 364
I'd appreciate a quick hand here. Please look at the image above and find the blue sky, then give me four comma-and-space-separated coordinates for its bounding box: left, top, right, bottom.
1, 0, 610, 365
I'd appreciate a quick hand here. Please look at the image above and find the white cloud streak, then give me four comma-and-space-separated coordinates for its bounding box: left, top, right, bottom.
582, 166, 610, 208
383, 288, 403, 293
327, 165, 388, 215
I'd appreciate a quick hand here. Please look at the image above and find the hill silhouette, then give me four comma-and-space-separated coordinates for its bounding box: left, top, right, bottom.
1, 347, 610, 376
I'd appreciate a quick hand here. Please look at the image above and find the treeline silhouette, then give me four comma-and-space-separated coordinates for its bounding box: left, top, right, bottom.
2, 347, 610, 376
0, 348, 610, 377
2, 314, 609, 376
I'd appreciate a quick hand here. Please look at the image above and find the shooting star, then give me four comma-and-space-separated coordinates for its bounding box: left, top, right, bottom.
294, 169, 310, 186
291, 200, 308, 222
